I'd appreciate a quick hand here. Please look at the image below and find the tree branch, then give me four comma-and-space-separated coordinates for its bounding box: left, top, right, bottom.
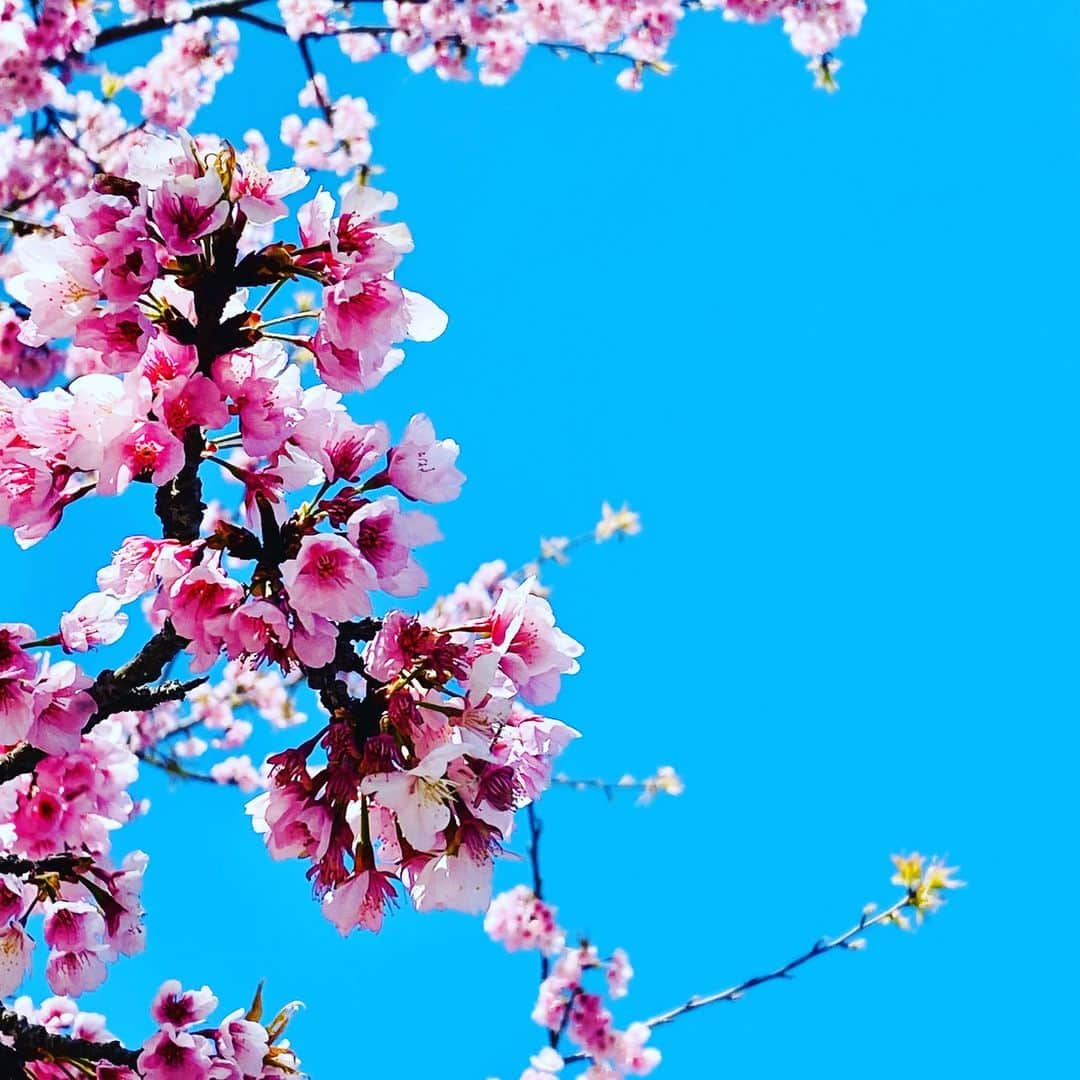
92, 0, 271, 47
526, 803, 552, 985
0, 852, 93, 878
562, 893, 913, 1065
0, 1009, 139, 1069
0, 624, 189, 786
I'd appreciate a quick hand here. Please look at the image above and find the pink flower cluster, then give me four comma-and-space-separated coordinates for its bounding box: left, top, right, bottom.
3, 720, 141, 858
8, 994, 117, 1068
366, 0, 865, 89
136, 980, 300, 1080
76, 406, 458, 676
484, 885, 658, 1079
5, 982, 304, 1078
0, 131, 445, 547
707, 0, 866, 58
0, 90, 133, 220
248, 583, 581, 933
484, 884, 565, 955
0, 849, 147, 1001
295, 183, 447, 386
0, 0, 97, 125
0, 623, 96, 753
125, 16, 240, 128
280, 77, 377, 175
0, 699, 148, 1003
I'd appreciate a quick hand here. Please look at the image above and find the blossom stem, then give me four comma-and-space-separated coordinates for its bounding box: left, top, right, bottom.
21, 633, 62, 649
252, 309, 321, 331
253, 277, 286, 313
260, 331, 311, 345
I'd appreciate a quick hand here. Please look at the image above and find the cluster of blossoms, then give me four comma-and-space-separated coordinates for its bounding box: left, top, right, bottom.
887, 853, 963, 927
0, 129, 443, 545
8, 993, 118, 1059
280, 77, 377, 177
0, 0, 869, 226
124, 16, 240, 128
0, 120, 587, 954
0, 717, 147, 999
486, 886, 658, 1080
134, 980, 301, 1080
0, 0, 97, 125
249, 575, 582, 932
0, 0, 870, 266
0, 121, 467, 1016
274, 0, 867, 92
7, 982, 303, 1077
0, 622, 98, 752
0, 89, 133, 219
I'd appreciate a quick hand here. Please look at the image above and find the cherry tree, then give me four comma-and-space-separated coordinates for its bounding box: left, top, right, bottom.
0, 0, 964, 1075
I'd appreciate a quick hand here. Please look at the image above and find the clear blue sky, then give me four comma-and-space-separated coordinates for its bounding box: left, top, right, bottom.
7, 2, 1079, 1075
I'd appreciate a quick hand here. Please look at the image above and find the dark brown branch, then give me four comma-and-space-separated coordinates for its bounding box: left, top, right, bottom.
155, 425, 206, 542
0, 852, 93, 877
526, 803, 552, 986
231, 9, 289, 34
0, 1009, 139, 1069
0, 623, 188, 785
298, 34, 335, 125
92, 0, 270, 46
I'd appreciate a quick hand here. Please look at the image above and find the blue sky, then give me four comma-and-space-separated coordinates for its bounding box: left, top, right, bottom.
6, 1, 1079, 1075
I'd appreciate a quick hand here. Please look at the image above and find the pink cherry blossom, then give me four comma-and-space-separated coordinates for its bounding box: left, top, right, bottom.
321, 869, 398, 935
138, 1024, 215, 1080
0, 921, 34, 996
97, 537, 191, 603
60, 592, 129, 652
150, 980, 219, 1027
280, 533, 375, 623
485, 885, 565, 956
384, 413, 465, 503
151, 173, 229, 256
231, 156, 308, 224
26, 658, 96, 755
215, 1008, 269, 1074
163, 562, 245, 670
97, 420, 186, 497
45, 945, 110, 997
246, 784, 333, 862
347, 495, 440, 596
482, 578, 584, 706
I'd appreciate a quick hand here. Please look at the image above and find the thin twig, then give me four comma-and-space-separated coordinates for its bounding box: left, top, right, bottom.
561, 893, 914, 1065
526, 803, 551, 985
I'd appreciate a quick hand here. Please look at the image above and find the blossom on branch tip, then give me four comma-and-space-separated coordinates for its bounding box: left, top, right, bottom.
595, 502, 641, 542
889, 853, 965, 925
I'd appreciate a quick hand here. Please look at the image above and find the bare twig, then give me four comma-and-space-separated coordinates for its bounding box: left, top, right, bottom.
561, 893, 915, 1066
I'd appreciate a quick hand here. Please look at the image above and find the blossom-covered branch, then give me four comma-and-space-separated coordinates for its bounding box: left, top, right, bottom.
0, 981, 303, 1075
0, 623, 190, 785
488, 854, 963, 1078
